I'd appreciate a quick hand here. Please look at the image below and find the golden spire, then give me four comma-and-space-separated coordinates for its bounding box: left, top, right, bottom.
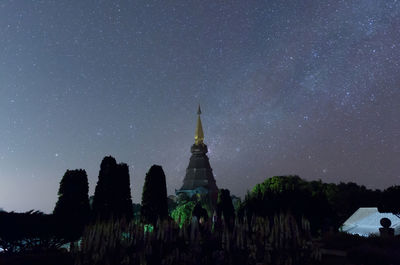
194, 104, 204, 145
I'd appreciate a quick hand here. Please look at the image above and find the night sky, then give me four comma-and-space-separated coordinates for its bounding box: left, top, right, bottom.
0, 1, 399, 213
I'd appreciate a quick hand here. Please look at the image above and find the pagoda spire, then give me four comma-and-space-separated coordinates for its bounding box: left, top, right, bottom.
176, 104, 217, 205
194, 104, 204, 145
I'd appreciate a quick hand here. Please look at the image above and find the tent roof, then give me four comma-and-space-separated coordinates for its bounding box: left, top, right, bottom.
341, 207, 400, 237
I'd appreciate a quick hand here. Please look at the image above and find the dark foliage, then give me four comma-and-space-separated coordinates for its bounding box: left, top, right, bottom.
325, 182, 381, 226
132, 203, 141, 220
230, 195, 241, 213
0, 251, 73, 265
378, 185, 400, 216
177, 193, 191, 204
322, 232, 400, 265
192, 202, 208, 222
240, 176, 383, 234
92, 156, 117, 219
167, 196, 178, 214
216, 189, 235, 224
141, 165, 168, 224
0, 211, 66, 253
114, 163, 134, 218
92, 156, 133, 220
53, 169, 90, 241
74, 213, 317, 265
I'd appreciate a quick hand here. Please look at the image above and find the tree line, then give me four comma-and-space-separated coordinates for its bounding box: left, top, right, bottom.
1, 157, 400, 253
240, 175, 400, 234
0, 156, 170, 252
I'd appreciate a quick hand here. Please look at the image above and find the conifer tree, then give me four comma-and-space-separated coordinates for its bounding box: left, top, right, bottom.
92, 156, 133, 220
92, 156, 117, 219
141, 165, 168, 224
114, 163, 134, 218
53, 169, 90, 240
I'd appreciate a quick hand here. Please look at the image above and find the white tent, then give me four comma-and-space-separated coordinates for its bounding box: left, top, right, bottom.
341, 207, 400, 236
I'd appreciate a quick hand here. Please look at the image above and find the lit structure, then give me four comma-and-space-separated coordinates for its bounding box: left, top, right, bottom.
341, 207, 400, 236
176, 105, 218, 202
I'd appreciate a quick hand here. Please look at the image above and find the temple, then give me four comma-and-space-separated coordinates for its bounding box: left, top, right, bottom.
176, 105, 218, 201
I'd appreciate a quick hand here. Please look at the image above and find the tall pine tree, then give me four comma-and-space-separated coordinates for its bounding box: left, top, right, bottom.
114, 163, 134, 218
92, 156, 133, 220
53, 169, 90, 240
141, 165, 168, 224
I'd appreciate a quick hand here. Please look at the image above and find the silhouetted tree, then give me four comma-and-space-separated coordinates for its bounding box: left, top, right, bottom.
92, 156, 117, 219
326, 182, 381, 225
241, 176, 333, 234
141, 165, 168, 224
240, 175, 386, 234
0, 211, 65, 252
53, 169, 90, 241
192, 202, 208, 222
217, 189, 235, 223
379, 186, 400, 217
114, 163, 134, 219
92, 156, 133, 220
248, 176, 311, 217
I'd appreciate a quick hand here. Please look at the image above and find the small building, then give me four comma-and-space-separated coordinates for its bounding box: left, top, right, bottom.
341, 207, 400, 236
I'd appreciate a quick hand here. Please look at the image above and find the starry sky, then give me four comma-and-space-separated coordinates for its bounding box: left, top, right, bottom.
0, 1, 399, 213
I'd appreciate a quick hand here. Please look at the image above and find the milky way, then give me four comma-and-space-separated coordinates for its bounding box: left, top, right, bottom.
0, 1, 399, 212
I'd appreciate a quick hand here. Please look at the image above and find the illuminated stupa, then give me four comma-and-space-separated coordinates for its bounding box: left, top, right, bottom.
176, 105, 218, 201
